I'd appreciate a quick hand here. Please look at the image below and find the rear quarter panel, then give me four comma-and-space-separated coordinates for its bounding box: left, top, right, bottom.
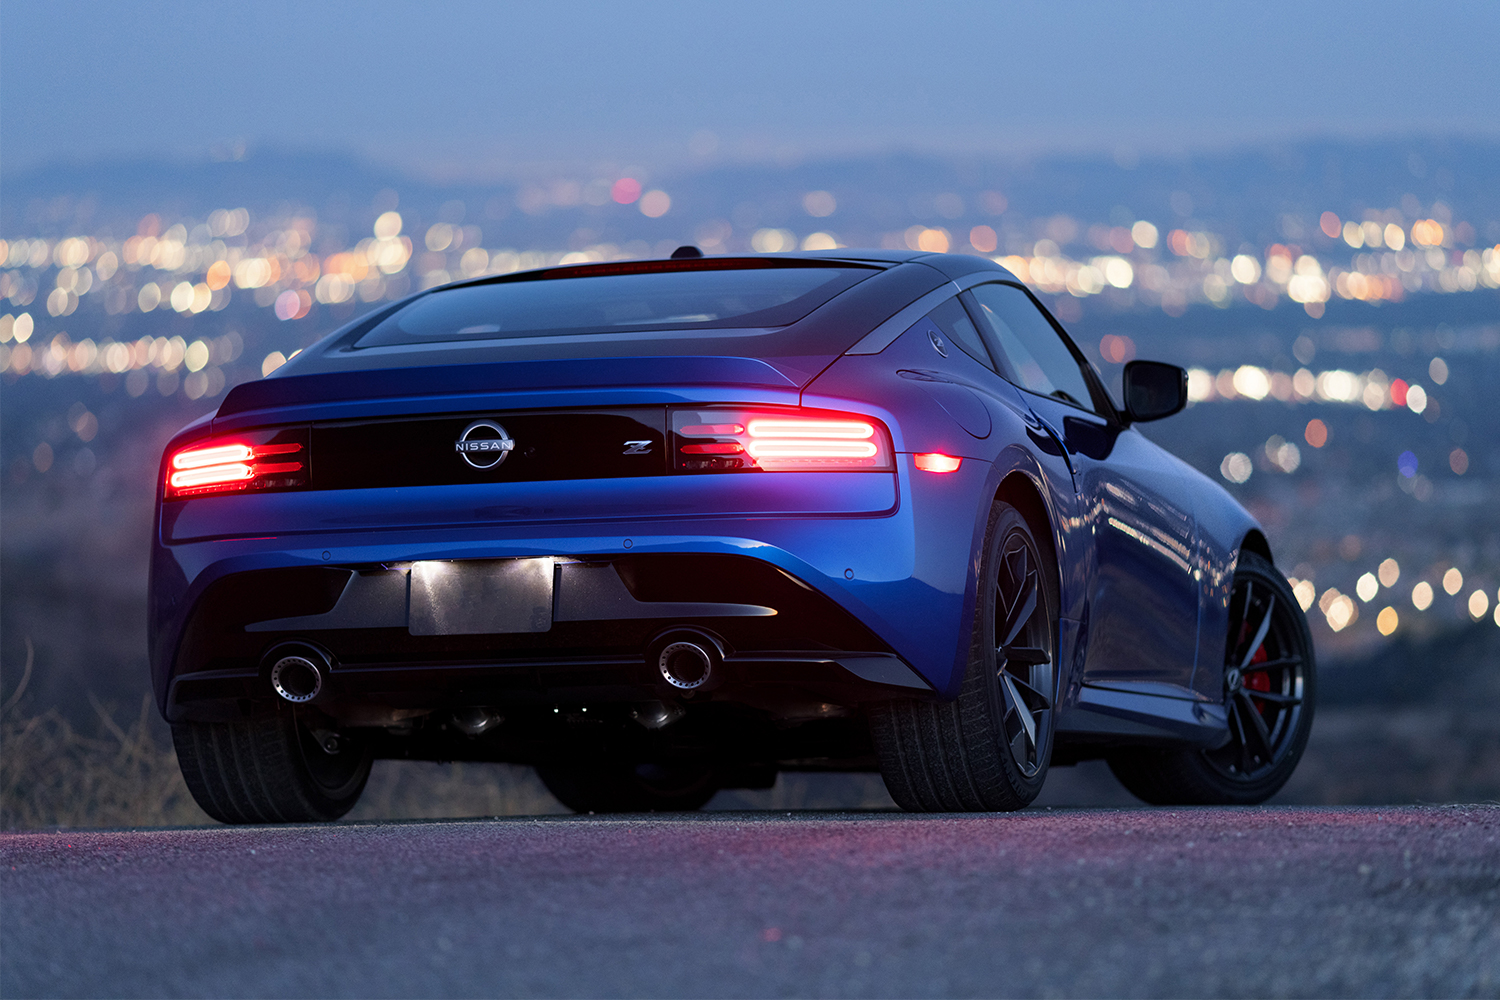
803, 327, 1087, 699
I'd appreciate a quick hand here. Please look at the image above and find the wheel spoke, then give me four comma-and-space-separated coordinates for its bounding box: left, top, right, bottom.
1231, 580, 1253, 663
1242, 656, 1301, 672
1244, 689, 1301, 706
1239, 594, 1276, 670
998, 571, 1038, 648
998, 670, 1052, 710
1234, 690, 1276, 761
1228, 700, 1255, 774
1000, 673, 1037, 753
998, 541, 1031, 617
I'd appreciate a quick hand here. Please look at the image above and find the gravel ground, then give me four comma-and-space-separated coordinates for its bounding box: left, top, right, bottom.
3, 805, 1497, 998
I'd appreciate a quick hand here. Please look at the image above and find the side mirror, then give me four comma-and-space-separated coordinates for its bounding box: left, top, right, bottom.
1122, 360, 1187, 422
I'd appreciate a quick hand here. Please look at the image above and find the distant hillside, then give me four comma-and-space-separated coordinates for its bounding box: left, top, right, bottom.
5, 136, 1498, 251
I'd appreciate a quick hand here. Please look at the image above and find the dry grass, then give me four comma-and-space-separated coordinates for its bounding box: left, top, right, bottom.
1, 643, 207, 830
0, 640, 563, 828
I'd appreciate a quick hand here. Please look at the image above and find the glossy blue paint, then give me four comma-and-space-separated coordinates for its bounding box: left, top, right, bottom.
148, 251, 1267, 759
1185, 463, 1265, 700
162, 470, 900, 544
149, 460, 989, 711
1024, 395, 1201, 692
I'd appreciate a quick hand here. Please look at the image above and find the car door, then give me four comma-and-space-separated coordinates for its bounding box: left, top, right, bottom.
963, 281, 1202, 691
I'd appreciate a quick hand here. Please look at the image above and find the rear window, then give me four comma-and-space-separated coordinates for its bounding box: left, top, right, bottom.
354, 264, 875, 348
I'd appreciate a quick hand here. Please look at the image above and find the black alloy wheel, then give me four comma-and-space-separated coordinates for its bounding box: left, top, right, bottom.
173, 710, 373, 823
1108, 550, 1316, 805
992, 524, 1055, 781
870, 501, 1058, 811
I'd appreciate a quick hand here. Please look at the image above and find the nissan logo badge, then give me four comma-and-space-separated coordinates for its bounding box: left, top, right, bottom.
455, 419, 515, 469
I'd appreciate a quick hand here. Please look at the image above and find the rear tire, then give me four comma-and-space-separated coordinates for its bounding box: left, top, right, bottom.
172, 711, 372, 824
536, 759, 721, 813
869, 501, 1058, 811
1107, 550, 1316, 805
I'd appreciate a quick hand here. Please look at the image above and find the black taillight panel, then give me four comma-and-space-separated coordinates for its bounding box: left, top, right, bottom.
311, 408, 669, 490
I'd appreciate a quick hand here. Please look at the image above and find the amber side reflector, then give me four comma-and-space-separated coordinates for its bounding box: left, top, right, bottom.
914, 453, 962, 473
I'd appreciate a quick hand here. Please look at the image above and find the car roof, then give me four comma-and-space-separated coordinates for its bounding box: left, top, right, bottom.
437, 249, 1009, 291
228, 251, 1019, 404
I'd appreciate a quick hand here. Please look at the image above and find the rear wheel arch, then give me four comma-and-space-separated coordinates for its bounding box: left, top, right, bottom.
994, 472, 1061, 606
1239, 529, 1274, 566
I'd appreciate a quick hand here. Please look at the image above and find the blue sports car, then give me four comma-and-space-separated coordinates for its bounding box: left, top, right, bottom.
151, 249, 1315, 821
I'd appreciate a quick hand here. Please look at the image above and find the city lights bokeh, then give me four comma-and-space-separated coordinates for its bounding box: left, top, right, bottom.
2, 181, 1498, 649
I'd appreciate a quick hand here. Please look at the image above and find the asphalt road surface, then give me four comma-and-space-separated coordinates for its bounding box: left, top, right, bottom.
3, 805, 1497, 998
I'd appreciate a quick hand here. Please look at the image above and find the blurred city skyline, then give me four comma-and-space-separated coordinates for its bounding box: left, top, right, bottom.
3, 128, 1498, 658
4, 0, 1499, 178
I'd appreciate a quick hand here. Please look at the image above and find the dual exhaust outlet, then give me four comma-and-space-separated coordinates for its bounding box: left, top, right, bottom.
266, 643, 332, 704
653, 629, 721, 691
264, 627, 723, 705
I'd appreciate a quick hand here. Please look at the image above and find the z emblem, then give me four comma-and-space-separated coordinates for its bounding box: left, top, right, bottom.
622, 440, 653, 455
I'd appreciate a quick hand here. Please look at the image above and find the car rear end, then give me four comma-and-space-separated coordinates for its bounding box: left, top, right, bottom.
150, 255, 992, 781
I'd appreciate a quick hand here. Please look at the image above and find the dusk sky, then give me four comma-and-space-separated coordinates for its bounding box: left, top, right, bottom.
4, 0, 1497, 177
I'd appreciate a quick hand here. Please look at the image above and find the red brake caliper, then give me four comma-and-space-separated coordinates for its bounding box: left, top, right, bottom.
1244, 644, 1271, 710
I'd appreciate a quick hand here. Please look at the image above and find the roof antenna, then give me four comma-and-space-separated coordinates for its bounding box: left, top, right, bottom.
670, 245, 703, 259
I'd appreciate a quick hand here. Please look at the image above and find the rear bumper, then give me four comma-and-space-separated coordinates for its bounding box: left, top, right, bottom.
150, 459, 994, 720
167, 650, 931, 723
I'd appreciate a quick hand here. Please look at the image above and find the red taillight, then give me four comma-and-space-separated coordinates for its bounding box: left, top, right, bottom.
914, 453, 963, 473
680, 442, 745, 455
164, 429, 309, 499
672, 408, 892, 472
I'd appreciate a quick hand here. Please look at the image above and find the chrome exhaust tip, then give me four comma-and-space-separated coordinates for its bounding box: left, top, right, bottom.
452, 706, 503, 736
271, 655, 323, 703
266, 643, 332, 703
656, 637, 716, 690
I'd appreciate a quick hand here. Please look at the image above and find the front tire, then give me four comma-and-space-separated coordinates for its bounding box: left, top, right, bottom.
869, 501, 1058, 811
1107, 550, 1316, 805
172, 711, 372, 824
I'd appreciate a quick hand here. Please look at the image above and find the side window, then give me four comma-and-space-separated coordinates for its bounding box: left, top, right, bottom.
966, 283, 1096, 412
928, 296, 995, 371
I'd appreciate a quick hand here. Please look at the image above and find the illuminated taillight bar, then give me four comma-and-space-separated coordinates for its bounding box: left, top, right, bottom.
672, 407, 892, 472
169, 462, 256, 490
746, 418, 874, 440
747, 440, 879, 459
172, 443, 255, 470
163, 428, 310, 499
